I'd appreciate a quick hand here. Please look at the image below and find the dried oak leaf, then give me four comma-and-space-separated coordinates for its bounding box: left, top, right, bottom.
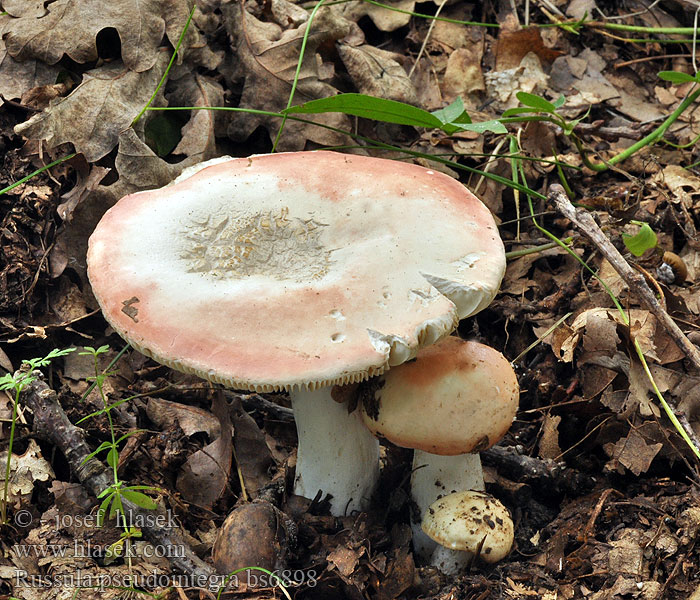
495, 21, 561, 71
168, 72, 224, 163
147, 397, 221, 438
57, 164, 110, 222
222, 1, 353, 151
0, 36, 61, 104
343, 0, 414, 32
338, 43, 418, 105
1, 0, 194, 72
604, 429, 663, 476
176, 393, 232, 509
2, 0, 46, 18
0, 439, 54, 507
230, 397, 274, 498
14, 56, 169, 162
50, 129, 180, 289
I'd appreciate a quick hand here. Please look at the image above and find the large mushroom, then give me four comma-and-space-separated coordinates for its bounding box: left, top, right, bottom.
86, 151, 506, 516
360, 336, 519, 562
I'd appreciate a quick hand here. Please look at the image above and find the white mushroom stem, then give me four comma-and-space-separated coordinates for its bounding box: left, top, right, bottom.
290, 386, 379, 516
410, 451, 484, 563
429, 545, 471, 576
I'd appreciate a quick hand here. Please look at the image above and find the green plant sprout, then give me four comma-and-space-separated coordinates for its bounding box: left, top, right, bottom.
0, 347, 76, 524
622, 221, 658, 257
284, 94, 507, 135
77, 346, 158, 531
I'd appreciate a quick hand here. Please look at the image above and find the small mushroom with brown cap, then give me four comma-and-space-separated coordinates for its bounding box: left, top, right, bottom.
422, 490, 514, 574
360, 336, 518, 560
86, 151, 506, 517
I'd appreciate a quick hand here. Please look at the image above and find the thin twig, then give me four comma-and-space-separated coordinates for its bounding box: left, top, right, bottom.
547, 183, 700, 373
18, 371, 219, 581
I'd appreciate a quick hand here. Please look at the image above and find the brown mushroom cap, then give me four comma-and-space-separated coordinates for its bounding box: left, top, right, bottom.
421, 490, 514, 562
360, 336, 518, 455
87, 152, 505, 392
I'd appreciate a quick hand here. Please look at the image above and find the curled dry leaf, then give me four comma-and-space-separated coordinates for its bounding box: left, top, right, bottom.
168, 73, 224, 162
146, 397, 221, 438
559, 308, 681, 365
604, 429, 663, 476
0, 37, 61, 105
495, 26, 562, 71
222, 0, 353, 151
230, 397, 274, 498
1, 0, 195, 72
57, 165, 111, 222
176, 393, 232, 509
0, 439, 54, 508
14, 56, 169, 161
343, 0, 414, 32
338, 43, 418, 105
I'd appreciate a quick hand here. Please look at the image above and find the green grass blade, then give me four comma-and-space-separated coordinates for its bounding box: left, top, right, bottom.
284, 93, 444, 128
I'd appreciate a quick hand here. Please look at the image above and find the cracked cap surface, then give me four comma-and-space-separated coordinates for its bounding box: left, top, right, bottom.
87, 151, 506, 392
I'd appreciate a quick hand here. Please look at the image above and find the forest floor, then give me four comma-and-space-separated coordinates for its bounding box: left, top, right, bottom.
2, 0, 700, 599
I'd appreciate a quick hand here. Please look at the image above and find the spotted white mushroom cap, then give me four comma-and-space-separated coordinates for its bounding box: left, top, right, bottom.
422, 490, 514, 563
360, 337, 519, 455
87, 152, 505, 392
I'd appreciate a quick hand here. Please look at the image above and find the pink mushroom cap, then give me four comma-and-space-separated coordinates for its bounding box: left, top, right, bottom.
361, 337, 519, 455
87, 152, 506, 392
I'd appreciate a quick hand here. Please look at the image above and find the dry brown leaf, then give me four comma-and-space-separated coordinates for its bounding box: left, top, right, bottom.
442, 47, 485, 102
146, 397, 221, 438
495, 26, 561, 71
109, 128, 181, 193
605, 430, 663, 476
597, 258, 627, 298
222, 1, 353, 151
57, 165, 110, 222
176, 393, 232, 509
539, 414, 562, 460
327, 545, 361, 577
49, 279, 88, 322
271, 0, 310, 28
485, 52, 548, 110
1, 0, 194, 72
0, 439, 54, 508
338, 43, 417, 105
0, 37, 61, 105
2, 0, 46, 18
550, 50, 619, 114
168, 73, 224, 162
606, 72, 666, 123
628, 359, 661, 418
344, 0, 414, 32
14, 57, 169, 161
656, 164, 700, 211
582, 364, 618, 400
607, 529, 647, 577
502, 245, 569, 296
560, 308, 664, 364
581, 310, 620, 357
230, 397, 274, 498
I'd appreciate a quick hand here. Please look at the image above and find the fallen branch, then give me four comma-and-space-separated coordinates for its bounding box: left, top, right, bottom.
547, 183, 700, 373
18, 370, 218, 582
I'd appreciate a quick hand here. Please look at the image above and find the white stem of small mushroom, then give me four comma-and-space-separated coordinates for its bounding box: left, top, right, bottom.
290, 386, 380, 517
429, 544, 471, 576
410, 451, 484, 566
